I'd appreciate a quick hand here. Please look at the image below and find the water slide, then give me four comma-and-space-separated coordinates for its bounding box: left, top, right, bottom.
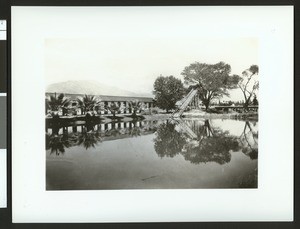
171, 89, 198, 118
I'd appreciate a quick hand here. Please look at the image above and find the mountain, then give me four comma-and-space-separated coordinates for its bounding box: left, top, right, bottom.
46, 80, 152, 97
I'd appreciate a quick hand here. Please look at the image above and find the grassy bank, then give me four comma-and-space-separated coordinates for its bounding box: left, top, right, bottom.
182, 109, 258, 121
46, 109, 258, 127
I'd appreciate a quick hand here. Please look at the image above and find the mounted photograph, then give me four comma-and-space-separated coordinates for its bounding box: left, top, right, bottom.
12, 6, 293, 223
45, 37, 259, 190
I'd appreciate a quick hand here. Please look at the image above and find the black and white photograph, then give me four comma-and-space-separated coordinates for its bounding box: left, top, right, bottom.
45, 37, 259, 190
12, 6, 293, 223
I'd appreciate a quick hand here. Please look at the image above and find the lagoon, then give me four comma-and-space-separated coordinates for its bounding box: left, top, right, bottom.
46, 118, 258, 190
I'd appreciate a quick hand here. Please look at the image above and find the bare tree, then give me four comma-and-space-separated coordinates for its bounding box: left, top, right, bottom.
237, 65, 259, 110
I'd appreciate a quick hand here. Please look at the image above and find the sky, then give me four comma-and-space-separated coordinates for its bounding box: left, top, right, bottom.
45, 37, 258, 101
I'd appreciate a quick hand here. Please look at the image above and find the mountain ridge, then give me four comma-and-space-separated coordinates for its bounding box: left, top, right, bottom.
46, 80, 153, 98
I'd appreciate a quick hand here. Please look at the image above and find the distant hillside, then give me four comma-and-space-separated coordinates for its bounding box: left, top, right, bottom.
46, 80, 152, 97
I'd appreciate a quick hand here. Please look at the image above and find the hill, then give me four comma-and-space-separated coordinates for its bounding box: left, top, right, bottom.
46, 80, 152, 97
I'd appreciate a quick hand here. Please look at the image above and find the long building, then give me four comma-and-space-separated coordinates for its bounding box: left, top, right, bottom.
45, 92, 155, 115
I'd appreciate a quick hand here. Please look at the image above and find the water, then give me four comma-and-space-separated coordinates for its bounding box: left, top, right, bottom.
46, 118, 258, 190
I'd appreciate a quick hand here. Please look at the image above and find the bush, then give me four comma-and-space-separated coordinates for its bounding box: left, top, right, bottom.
150, 107, 159, 114
206, 108, 223, 114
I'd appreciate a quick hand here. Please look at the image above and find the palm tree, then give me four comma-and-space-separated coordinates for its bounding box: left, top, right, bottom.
128, 100, 143, 117
105, 102, 122, 118
77, 94, 101, 115
46, 93, 70, 116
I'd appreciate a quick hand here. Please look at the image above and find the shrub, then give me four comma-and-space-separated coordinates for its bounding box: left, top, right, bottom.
150, 107, 160, 114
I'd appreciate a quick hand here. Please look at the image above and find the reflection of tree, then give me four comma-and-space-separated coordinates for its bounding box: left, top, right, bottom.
105, 122, 122, 137
46, 120, 161, 155
154, 119, 241, 164
46, 125, 72, 155
76, 125, 102, 150
192, 119, 215, 139
239, 121, 258, 160
154, 121, 187, 158
127, 121, 144, 137
182, 134, 239, 165
129, 127, 142, 137
46, 133, 70, 155
182, 120, 244, 164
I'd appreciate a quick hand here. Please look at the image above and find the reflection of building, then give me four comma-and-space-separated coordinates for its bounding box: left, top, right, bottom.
46, 120, 158, 152
45, 92, 154, 115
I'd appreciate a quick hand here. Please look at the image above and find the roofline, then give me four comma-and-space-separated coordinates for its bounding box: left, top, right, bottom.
45, 92, 154, 101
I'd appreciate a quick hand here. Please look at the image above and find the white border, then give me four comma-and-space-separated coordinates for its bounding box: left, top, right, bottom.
0, 149, 6, 208
0, 20, 7, 30
12, 6, 293, 222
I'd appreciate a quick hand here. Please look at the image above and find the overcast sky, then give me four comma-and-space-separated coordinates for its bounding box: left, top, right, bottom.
45, 37, 258, 101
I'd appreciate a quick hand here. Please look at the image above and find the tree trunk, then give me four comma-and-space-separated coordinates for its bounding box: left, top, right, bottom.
244, 97, 251, 112
132, 110, 137, 117
203, 100, 210, 111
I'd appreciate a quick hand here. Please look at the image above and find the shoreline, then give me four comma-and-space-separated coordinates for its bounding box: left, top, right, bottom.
182, 112, 258, 121
45, 111, 258, 125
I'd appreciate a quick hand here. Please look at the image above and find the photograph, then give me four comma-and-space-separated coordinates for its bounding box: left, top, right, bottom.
45, 37, 259, 190
12, 5, 293, 223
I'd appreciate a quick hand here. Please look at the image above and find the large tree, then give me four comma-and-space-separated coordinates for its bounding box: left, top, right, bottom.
181, 61, 239, 110
153, 75, 185, 113
236, 65, 259, 110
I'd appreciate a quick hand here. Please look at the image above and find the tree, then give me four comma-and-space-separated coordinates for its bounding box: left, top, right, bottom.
181, 61, 239, 110
128, 100, 143, 117
153, 75, 185, 113
252, 94, 258, 106
236, 65, 259, 110
46, 93, 70, 116
77, 95, 101, 115
105, 102, 122, 118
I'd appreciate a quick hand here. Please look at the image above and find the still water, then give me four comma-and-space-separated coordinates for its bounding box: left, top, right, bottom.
46, 118, 258, 190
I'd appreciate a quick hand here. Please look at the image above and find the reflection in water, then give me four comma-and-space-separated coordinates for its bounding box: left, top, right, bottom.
239, 121, 258, 160
153, 119, 253, 165
46, 119, 258, 164
154, 121, 187, 158
77, 124, 102, 150
46, 118, 258, 189
46, 134, 70, 155
46, 120, 159, 152
182, 119, 241, 165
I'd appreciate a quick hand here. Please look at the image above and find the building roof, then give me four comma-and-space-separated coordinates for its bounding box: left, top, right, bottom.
46, 92, 154, 103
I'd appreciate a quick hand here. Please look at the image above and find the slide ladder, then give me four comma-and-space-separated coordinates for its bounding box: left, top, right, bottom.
172, 89, 198, 118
